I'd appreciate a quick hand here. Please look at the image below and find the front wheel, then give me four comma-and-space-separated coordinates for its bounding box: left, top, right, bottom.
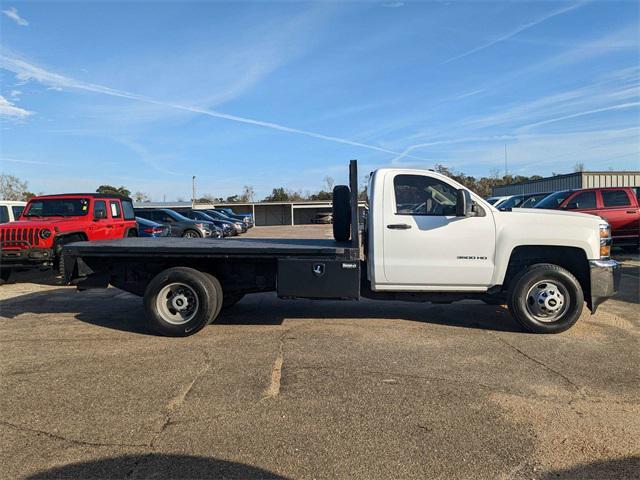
508, 263, 584, 334
182, 229, 201, 238
144, 267, 222, 336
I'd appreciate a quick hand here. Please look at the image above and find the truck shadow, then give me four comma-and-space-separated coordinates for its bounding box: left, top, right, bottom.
25, 453, 288, 479
220, 294, 523, 332
0, 288, 523, 334
538, 455, 640, 479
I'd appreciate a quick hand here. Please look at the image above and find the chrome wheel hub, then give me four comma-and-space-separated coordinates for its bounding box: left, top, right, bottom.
156, 283, 199, 325
526, 280, 568, 322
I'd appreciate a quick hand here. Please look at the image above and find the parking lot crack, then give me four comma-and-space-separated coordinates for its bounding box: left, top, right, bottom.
149, 353, 211, 447
0, 419, 147, 448
490, 334, 582, 393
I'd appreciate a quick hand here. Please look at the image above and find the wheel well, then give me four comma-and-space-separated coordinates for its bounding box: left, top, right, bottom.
54, 232, 88, 251
503, 246, 590, 298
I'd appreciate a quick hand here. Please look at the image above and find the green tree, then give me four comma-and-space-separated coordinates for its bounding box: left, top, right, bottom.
96, 185, 131, 197
263, 187, 290, 202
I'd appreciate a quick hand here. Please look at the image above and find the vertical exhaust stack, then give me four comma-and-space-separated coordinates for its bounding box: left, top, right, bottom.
349, 159, 359, 249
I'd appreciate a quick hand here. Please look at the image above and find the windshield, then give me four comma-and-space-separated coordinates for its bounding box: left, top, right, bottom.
194, 211, 215, 221
24, 198, 90, 217
497, 196, 525, 209
535, 191, 573, 209
165, 210, 192, 222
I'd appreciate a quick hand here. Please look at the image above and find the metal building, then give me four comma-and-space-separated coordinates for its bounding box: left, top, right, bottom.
491, 171, 640, 196
135, 200, 366, 227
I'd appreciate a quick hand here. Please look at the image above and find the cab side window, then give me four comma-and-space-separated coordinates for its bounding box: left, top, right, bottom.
12, 206, 24, 219
566, 191, 596, 210
93, 200, 107, 218
110, 201, 122, 218
602, 190, 631, 208
0, 206, 9, 223
394, 175, 457, 216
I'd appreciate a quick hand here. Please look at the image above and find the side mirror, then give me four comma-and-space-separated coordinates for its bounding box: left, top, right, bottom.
94, 209, 107, 220
456, 189, 473, 217
565, 202, 579, 210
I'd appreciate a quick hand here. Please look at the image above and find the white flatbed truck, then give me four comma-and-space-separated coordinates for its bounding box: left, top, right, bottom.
65, 161, 620, 336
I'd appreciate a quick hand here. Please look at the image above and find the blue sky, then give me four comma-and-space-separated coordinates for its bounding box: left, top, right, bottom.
1, 0, 638, 200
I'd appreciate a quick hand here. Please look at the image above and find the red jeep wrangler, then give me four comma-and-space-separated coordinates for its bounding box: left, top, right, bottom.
0, 193, 138, 282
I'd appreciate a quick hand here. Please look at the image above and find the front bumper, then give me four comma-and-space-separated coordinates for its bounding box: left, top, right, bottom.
0, 247, 54, 269
589, 259, 621, 313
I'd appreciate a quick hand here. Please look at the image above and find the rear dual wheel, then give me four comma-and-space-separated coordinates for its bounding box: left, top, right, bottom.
144, 267, 222, 336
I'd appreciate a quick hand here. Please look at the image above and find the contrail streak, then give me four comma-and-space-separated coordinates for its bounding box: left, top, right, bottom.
0, 53, 429, 161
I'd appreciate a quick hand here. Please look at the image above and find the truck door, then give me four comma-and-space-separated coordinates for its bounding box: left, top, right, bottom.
382, 172, 496, 289
109, 200, 125, 237
90, 200, 111, 240
598, 189, 639, 242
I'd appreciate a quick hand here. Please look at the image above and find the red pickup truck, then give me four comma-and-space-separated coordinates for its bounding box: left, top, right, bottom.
0, 193, 138, 283
536, 187, 640, 252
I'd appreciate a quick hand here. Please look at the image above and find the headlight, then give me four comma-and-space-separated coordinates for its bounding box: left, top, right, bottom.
599, 224, 611, 258
40, 229, 52, 239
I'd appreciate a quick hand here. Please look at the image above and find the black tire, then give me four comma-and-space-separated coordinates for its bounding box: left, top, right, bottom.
0, 269, 11, 285
332, 185, 351, 242
57, 250, 66, 279
143, 267, 221, 336
508, 263, 584, 334
182, 229, 201, 238
200, 272, 224, 320
127, 228, 138, 238
222, 293, 245, 310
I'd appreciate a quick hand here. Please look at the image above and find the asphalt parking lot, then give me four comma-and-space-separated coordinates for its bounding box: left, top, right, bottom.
1, 226, 639, 479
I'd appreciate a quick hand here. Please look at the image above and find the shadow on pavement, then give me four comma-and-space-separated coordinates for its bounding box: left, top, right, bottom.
540, 455, 640, 480
25, 453, 288, 479
1, 287, 523, 335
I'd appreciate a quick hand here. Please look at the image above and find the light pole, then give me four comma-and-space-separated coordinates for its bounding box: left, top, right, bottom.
192, 176, 196, 208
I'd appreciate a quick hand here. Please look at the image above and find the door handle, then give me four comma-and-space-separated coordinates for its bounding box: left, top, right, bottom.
387, 223, 412, 230
626, 210, 637, 214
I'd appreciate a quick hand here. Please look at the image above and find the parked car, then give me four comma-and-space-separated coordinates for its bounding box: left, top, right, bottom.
215, 208, 254, 227
0, 201, 27, 223
536, 187, 640, 251
311, 212, 333, 224
485, 196, 511, 206
497, 192, 550, 210
176, 209, 235, 237
201, 210, 247, 234
0, 193, 137, 282
136, 217, 171, 238
135, 209, 220, 238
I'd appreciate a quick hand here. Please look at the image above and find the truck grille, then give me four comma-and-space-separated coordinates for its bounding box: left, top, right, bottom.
0, 227, 42, 249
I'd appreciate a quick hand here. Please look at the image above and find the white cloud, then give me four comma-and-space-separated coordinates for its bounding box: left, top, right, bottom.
2, 7, 28, 26
443, 2, 586, 63
10, 89, 21, 98
0, 95, 32, 117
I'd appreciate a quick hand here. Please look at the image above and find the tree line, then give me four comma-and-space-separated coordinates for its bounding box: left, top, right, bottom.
0, 167, 585, 203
